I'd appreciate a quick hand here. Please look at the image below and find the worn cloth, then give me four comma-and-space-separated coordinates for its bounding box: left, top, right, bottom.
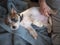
46, 0, 60, 45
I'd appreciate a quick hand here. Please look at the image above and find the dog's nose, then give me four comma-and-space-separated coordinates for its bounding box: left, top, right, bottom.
12, 26, 16, 29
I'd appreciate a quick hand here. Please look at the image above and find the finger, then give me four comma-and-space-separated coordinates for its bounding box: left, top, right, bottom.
43, 9, 48, 16
46, 11, 50, 17
44, 11, 49, 17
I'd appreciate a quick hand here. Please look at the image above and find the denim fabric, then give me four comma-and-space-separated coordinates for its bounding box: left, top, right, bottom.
0, 22, 52, 45
13, 0, 28, 12
0, 6, 7, 32
0, 26, 8, 33
7, 0, 28, 13
14, 35, 31, 45
0, 6, 6, 16
0, 33, 12, 45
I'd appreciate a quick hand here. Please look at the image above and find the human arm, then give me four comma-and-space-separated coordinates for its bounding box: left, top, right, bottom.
39, 0, 52, 16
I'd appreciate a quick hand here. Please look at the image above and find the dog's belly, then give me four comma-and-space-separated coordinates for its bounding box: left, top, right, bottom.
30, 7, 48, 24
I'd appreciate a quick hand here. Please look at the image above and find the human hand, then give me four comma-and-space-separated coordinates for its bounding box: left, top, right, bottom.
39, 2, 57, 17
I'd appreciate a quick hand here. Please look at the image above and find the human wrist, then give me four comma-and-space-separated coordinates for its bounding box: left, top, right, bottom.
39, 0, 46, 6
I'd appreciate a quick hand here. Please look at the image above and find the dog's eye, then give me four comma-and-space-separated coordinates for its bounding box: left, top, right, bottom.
11, 18, 18, 22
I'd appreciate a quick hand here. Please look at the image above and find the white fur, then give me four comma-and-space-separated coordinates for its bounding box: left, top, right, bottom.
20, 7, 49, 28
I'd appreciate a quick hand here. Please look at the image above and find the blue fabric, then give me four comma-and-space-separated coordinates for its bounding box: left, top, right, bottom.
7, 0, 28, 13
14, 35, 31, 45
0, 22, 52, 45
0, 26, 6, 32
0, 33, 12, 45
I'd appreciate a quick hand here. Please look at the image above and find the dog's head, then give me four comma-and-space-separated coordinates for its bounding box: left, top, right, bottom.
5, 8, 23, 30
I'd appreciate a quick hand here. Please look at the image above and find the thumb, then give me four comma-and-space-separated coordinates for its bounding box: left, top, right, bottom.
45, 12, 50, 17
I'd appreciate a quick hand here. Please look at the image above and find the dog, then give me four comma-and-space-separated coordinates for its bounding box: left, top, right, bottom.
5, 7, 57, 39
19, 7, 57, 39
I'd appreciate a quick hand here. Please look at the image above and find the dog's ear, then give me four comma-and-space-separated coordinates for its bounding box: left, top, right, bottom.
10, 8, 17, 15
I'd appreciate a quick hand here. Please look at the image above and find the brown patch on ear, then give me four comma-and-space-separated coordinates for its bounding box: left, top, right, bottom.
10, 8, 17, 17
10, 8, 17, 18
11, 8, 17, 14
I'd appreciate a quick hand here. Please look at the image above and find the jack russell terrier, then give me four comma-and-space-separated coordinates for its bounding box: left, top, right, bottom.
5, 7, 57, 39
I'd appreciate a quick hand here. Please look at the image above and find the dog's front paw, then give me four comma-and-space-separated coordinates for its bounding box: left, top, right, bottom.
29, 30, 38, 39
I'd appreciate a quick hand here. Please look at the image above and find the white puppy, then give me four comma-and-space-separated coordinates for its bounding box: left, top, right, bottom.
5, 7, 56, 39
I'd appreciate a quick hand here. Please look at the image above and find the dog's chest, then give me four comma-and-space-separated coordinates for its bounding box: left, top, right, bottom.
20, 15, 32, 27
